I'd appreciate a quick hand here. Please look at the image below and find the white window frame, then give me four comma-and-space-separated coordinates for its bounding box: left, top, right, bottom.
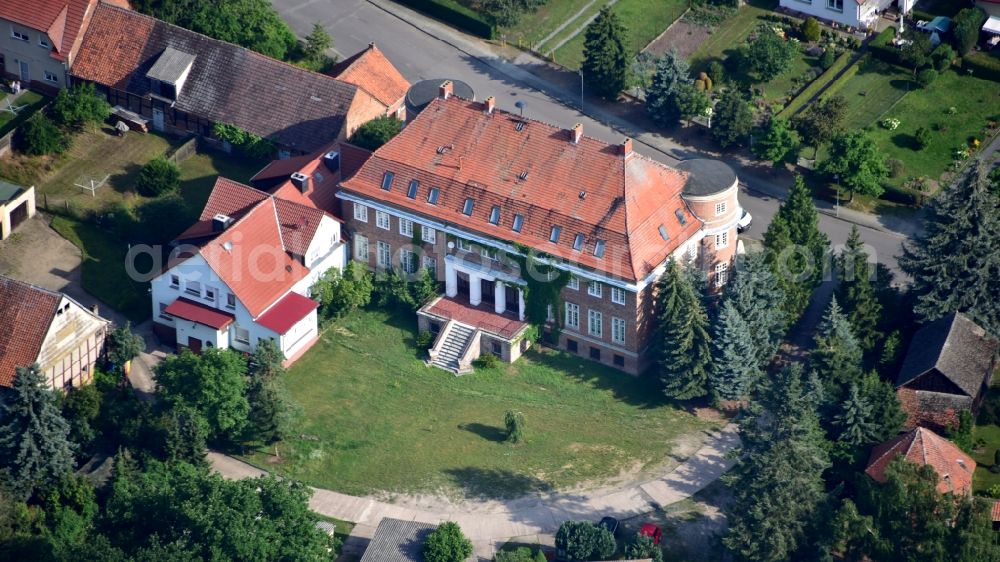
11, 27, 28, 42
588, 309, 603, 338
715, 231, 729, 249
42, 71, 58, 84
355, 234, 369, 261
588, 282, 603, 298
185, 280, 201, 297
39, 36, 50, 48
567, 276, 579, 290
205, 286, 216, 302
423, 256, 437, 277
158, 302, 171, 320
235, 326, 250, 344
565, 302, 580, 330
715, 202, 727, 216
377, 241, 391, 268
399, 217, 413, 237
612, 317, 626, 344
421, 225, 436, 244
401, 249, 417, 274
481, 246, 499, 262
353, 202, 368, 222
827, 0, 843, 11
457, 238, 472, 252
169, 274, 179, 288
226, 293, 236, 309
375, 210, 390, 230
611, 286, 626, 305
715, 262, 729, 287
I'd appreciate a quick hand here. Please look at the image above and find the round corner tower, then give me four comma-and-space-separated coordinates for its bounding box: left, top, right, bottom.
677, 159, 741, 292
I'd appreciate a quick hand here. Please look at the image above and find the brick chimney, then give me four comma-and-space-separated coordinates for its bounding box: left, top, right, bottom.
622, 138, 633, 156
571, 123, 583, 144
484, 96, 496, 114
439, 80, 453, 100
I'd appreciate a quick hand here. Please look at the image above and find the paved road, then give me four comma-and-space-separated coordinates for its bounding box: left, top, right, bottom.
273, 0, 911, 276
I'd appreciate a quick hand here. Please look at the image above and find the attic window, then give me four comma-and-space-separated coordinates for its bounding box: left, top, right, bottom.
518, 171, 529, 181
573, 234, 584, 251
658, 225, 670, 241
489, 205, 500, 225
381, 172, 395, 191
514, 121, 526, 132
427, 187, 440, 205
675, 209, 687, 226
512, 214, 524, 233
549, 226, 561, 243
436, 145, 452, 154
407, 180, 419, 199
463, 198, 474, 216
594, 240, 606, 258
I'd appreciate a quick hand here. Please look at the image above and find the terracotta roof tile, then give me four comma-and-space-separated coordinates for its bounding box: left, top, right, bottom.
0, 0, 95, 62
328, 43, 411, 108
274, 197, 326, 257
864, 427, 976, 495
339, 96, 702, 282
897, 388, 967, 433
255, 291, 318, 334
0, 275, 63, 387
164, 297, 235, 330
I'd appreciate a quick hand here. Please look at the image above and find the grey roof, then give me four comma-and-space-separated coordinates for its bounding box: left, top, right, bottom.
360, 518, 436, 562
676, 159, 738, 197
406, 79, 475, 116
896, 312, 999, 397
146, 46, 196, 83
0, 180, 24, 202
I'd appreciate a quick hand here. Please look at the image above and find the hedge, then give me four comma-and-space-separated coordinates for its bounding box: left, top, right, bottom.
962, 52, 1000, 83
394, 0, 495, 39
819, 55, 861, 100
868, 26, 903, 66
777, 51, 853, 119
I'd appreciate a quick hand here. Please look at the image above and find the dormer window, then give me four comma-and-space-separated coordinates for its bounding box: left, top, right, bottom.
489, 206, 500, 225
594, 240, 606, 258
146, 47, 196, 101
407, 180, 419, 199
572, 234, 584, 251
549, 226, 561, 243
427, 187, 440, 205
381, 172, 394, 191
512, 214, 524, 233
462, 198, 474, 215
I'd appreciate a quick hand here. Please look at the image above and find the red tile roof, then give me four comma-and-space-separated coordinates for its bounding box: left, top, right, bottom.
274, 197, 327, 257
164, 297, 235, 330
0, 276, 62, 387
328, 43, 411, 108
992, 500, 1000, 523
339, 96, 702, 282
255, 142, 371, 217
896, 387, 968, 433
0, 0, 95, 62
864, 427, 976, 495
256, 291, 318, 334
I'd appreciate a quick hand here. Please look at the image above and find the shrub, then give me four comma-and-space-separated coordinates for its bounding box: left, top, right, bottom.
917, 68, 937, 87
953, 7, 988, 55
473, 352, 500, 370
887, 158, 904, 178
801, 17, 820, 42
424, 522, 473, 562
50, 83, 111, 130
819, 48, 836, 70
555, 521, 615, 562
698, 72, 713, 91
394, 0, 494, 39
931, 44, 955, 71
504, 409, 525, 443
915, 126, 932, 150
416, 330, 435, 350
708, 60, 726, 85
988, 484, 1000, 496
869, 27, 903, 66
350, 116, 403, 151
495, 547, 546, 562
312, 261, 374, 319
962, 51, 1000, 82
18, 114, 70, 155
136, 156, 181, 196
992, 450, 1000, 474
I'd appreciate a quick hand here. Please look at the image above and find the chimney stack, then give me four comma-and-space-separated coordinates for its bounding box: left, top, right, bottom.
290, 171, 310, 193
622, 138, 633, 156
484, 96, 495, 114
571, 123, 583, 144
439, 80, 453, 100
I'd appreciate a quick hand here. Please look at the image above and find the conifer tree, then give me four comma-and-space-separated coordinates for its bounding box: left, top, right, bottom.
581, 8, 629, 101
900, 160, 1000, 337
858, 371, 905, 442
710, 300, 761, 402
832, 383, 878, 447
711, 89, 753, 148
163, 404, 208, 467
656, 260, 712, 400
0, 365, 76, 498
725, 251, 786, 369
645, 50, 691, 126
245, 376, 289, 445
836, 226, 882, 352
812, 296, 863, 393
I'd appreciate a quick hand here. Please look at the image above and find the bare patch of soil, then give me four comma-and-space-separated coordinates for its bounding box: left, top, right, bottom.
644, 20, 711, 60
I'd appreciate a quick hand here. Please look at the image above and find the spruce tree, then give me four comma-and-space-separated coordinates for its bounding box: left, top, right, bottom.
581, 7, 629, 101
858, 370, 905, 442
832, 383, 878, 447
0, 365, 76, 498
836, 226, 882, 352
899, 160, 1000, 337
710, 300, 761, 402
812, 296, 864, 393
656, 260, 712, 400
645, 50, 691, 126
245, 376, 288, 445
725, 251, 786, 369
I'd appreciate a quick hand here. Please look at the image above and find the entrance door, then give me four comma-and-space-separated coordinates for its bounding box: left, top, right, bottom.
457, 273, 470, 299
188, 337, 202, 354
9, 201, 29, 231
505, 285, 519, 315
18, 61, 28, 82
152, 107, 165, 132
481, 278, 495, 307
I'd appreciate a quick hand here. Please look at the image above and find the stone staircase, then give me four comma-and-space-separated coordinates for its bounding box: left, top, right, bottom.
429, 322, 475, 373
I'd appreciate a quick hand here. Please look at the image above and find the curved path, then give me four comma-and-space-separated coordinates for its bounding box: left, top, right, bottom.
209, 424, 739, 557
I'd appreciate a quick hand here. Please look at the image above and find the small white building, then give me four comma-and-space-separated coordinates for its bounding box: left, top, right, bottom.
151, 177, 345, 364
0, 180, 34, 240
779, 0, 914, 31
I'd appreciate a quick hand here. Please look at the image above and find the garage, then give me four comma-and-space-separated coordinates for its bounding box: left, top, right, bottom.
0, 181, 35, 240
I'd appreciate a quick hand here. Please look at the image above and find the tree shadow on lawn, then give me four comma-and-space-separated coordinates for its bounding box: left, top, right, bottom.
458, 422, 507, 443
378, 306, 420, 353
891, 132, 919, 151
444, 467, 553, 499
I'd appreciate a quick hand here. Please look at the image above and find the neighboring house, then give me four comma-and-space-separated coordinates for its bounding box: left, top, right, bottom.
896, 312, 998, 432
779, 0, 914, 31
69, 3, 407, 154
0, 180, 34, 240
359, 518, 435, 562
337, 85, 742, 374
328, 42, 411, 121
864, 426, 976, 495
151, 175, 345, 364
0, 275, 110, 389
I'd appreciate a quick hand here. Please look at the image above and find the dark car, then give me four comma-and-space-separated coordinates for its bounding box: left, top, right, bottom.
598, 516, 619, 536
639, 523, 663, 545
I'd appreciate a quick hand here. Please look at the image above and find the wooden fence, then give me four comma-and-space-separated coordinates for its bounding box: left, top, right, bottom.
165, 135, 198, 165
0, 128, 13, 158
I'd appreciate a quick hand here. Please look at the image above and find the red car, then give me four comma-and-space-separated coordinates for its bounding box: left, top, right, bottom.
639, 523, 662, 545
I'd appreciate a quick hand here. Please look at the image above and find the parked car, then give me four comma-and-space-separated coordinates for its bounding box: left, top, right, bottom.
597, 516, 619, 536
737, 208, 753, 233
639, 523, 662, 545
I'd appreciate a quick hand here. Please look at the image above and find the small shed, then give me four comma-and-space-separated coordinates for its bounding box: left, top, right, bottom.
0, 181, 35, 240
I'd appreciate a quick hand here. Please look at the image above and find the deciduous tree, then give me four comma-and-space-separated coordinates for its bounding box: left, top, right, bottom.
107, 322, 145, 371
819, 130, 889, 199
50, 83, 111, 131
753, 117, 799, 168
424, 522, 473, 562
746, 25, 797, 81
154, 349, 249, 442
312, 261, 374, 319
581, 7, 630, 101
793, 94, 847, 149
953, 8, 989, 55
350, 116, 403, 151
711, 89, 753, 148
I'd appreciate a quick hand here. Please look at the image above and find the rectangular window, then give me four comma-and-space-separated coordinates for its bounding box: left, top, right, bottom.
715, 262, 729, 287
573, 234, 584, 251
205, 287, 216, 301
226, 293, 236, 309
235, 326, 250, 344
715, 202, 727, 216
567, 276, 579, 290
423, 256, 437, 277
567, 339, 578, 353
565, 302, 579, 329
457, 238, 472, 252
11, 28, 28, 41
588, 309, 602, 338
185, 280, 201, 297
401, 250, 417, 274
611, 286, 626, 305
406, 180, 419, 199
353, 203, 368, 222
589, 347, 601, 360
39, 36, 50, 48
377, 241, 391, 268
481, 246, 499, 262
612, 317, 626, 344
512, 214, 524, 232
827, 0, 843, 10
421, 225, 436, 244
43, 71, 58, 84
489, 205, 500, 225
381, 171, 394, 191
427, 187, 440, 205
375, 210, 390, 230
399, 217, 414, 237
588, 282, 602, 298
715, 231, 729, 249
594, 240, 606, 258
170, 274, 179, 288
613, 354, 625, 367
549, 226, 561, 243
462, 198, 474, 215
355, 234, 369, 260
158, 302, 171, 320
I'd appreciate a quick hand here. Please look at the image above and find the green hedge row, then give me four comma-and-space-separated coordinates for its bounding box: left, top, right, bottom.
962, 51, 1000, 83
777, 51, 853, 119
868, 26, 904, 66
394, 0, 495, 39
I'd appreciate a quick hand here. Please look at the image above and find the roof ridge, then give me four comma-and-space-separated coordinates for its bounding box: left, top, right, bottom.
269, 196, 287, 252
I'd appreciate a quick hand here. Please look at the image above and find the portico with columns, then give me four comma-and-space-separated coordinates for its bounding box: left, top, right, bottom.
444, 255, 525, 321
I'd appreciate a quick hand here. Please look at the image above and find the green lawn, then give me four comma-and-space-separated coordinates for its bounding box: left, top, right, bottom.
688, 0, 776, 71
551, 0, 687, 70
972, 424, 1000, 494
819, 56, 913, 131
0, 91, 48, 136
247, 309, 719, 499
503, 0, 605, 52
178, 150, 263, 219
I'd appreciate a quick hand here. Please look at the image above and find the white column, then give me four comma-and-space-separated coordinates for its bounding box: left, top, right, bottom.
494, 280, 506, 314
469, 273, 482, 306
445, 260, 458, 298
518, 289, 525, 321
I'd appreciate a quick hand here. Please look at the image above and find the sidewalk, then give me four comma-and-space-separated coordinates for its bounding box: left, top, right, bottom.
210, 423, 739, 559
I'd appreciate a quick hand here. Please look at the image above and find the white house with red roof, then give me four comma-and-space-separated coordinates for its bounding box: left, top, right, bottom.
778, 0, 913, 31
150, 176, 346, 364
